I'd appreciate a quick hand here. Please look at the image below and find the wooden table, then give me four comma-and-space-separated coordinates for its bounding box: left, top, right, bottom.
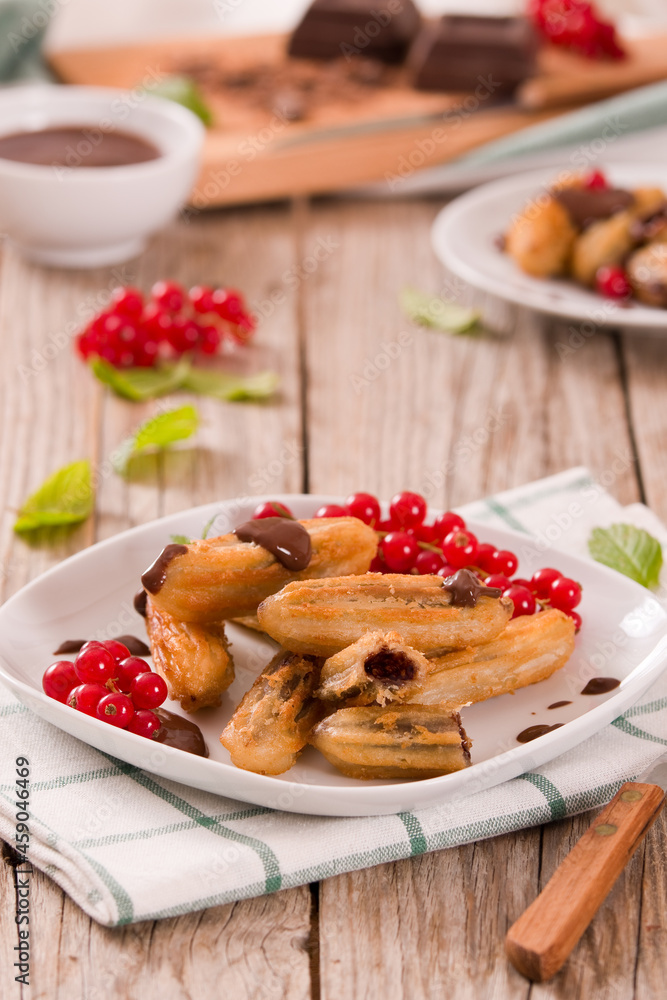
1, 194, 665, 999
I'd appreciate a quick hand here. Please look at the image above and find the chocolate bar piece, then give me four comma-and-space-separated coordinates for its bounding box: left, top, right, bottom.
409, 15, 538, 95
288, 0, 421, 64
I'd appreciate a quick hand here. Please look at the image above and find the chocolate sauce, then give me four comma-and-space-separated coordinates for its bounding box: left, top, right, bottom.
134, 590, 148, 617
153, 708, 208, 757
554, 187, 633, 228
581, 677, 620, 695
548, 700, 572, 710
116, 634, 151, 657
53, 639, 86, 655
365, 648, 415, 683
516, 723, 564, 743
440, 568, 502, 608
234, 517, 312, 571
0, 126, 160, 168
141, 544, 188, 594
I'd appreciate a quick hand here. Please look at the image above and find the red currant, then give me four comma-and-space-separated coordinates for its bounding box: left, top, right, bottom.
475, 543, 496, 572
433, 511, 465, 540
42, 661, 79, 703
127, 709, 162, 739
111, 286, 143, 318
369, 555, 386, 573
512, 578, 533, 590
198, 324, 221, 355
101, 639, 131, 663
441, 529, 478, 569
487, 549, 519, 577
583, 170, 608, 190
413, 523, 436, 544
389, 491, 427, 528
345, 492, 380, 526
380, 531, 419, 572
485, 573, 511, 590
595, 265, 631, 300
565, 609, 583, 632
68, 683, 107, 716
436, 564, 457, 580
252, 501, 293, 520
97, 692, 134, 728
141, 301, 172, 341
130, 672, 169, 710
167, 316, 200, 354
549, 577, 582, 611
212, 288, 243, 321
313, 504, 348, 518
151, 280, 184, 313
116, 656, 152, 694
74, 644, 117, 685
504, 585, 537, 619
530, 567, 562, 599
189, 285, 216, 314
414, 550, 446, 575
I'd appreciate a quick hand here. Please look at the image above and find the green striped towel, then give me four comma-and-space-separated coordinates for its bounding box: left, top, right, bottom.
1, 466, 666, 926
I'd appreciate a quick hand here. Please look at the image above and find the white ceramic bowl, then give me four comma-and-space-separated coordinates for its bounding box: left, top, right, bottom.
0, 85, 205, 268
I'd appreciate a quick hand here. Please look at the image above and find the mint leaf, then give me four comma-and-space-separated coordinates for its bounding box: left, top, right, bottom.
90, 357, 191, 401
170, 533, 192, 544
400, 287, 481, 334
182, 367, 279, 401
113, 405, 200, 475
588, 523, 663, 588
201, 513, 218, 539
14, 460, 94, 535
146, 75, 213, 126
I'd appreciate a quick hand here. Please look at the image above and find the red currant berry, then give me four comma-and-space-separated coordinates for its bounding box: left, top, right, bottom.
583, 170, 608, 191
475, 543, 496, 572
151, 280, 184, 313
413, 523, 436, 544
130, 672, 169, 710
313, 504, 348, 518
433, 511, 465, 540
74, 645, 117, 685
68, 683, 107, 716
377, 518, 393, 533
389, 491, 427, 528
441, 529, 478, 569
198, 324, 221, 355
101, 639, 131, 663
504, 585, 537, 619
487, 549, 519, 577
345, 492, 381, 526
565, 609, 583, 632
212, 288, 244, 321
127, 709, 162, 739
595, 265, 631, 300
141, 302, 172, 341
167, 316, 200, 354
530, 567, 563, 599
485, 573, 511, 590
42, 661, 79, 703
189, 285, 216, 314
252, 501, 293, 520
111, 286, 143, 318
116, 656, 152, 694
414, 550, 446, 575
549, 577, 582, 612
97, 692, 134, 728
512, 578, 533, 590
436, 564, 457, 580
380, 531, 419, 572
369, 555, 386, 573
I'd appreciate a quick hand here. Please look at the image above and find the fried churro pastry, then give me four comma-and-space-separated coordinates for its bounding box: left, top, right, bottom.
220, 650, 324, 775
310, 705, 471, 779
505, 196, 577, 278
409, 609, 575, 709
257, 572, 513, 657
316, 630, 430, 706
146, 599, 234, 712
142, 517, 377, 625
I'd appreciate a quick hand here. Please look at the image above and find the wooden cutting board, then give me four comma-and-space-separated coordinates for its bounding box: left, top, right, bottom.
47, 32, 667, 208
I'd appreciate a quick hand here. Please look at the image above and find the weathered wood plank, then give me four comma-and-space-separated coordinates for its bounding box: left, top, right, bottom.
620, 334, 667, 520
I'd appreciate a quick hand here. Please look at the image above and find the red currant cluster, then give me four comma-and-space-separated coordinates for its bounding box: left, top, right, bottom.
75, 280, 256, 369
42, 639, 168, 739
251, 491, 583, 630
529, 0, 625, 60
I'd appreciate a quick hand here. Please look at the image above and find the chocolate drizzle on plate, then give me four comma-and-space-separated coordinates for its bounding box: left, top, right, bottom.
153, 708, 208, 757
134, 590, 148, 617
53, 639, 87, 655
581, 677, 620, 695
117, 634, 151, 657
234, 517, 312, 571
141, 543, 188, 594
440, 568, 502, 608
547, 700, 572, 710
516, 723, 564, 743
554, 187, 633, 228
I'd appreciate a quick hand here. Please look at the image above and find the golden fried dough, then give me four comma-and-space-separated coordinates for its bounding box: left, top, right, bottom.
505, 196, 577, 277
627, 241, 667, 307
409, 609, 575, 709
144, 517, 377, 625
257, 574, 513, 657
310, 705, 471, 779
571, 210, 635, 286
220, 650, 324, 775
316, 630, 430, 706
146, 599, 234, 712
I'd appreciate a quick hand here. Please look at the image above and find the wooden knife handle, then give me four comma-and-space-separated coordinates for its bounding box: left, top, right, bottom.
505, 782, 665, 982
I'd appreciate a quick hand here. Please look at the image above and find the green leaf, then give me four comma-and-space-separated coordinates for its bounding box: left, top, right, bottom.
182, 367, 279, 402
170, 533, 192, 545
400, 286, 481, 334
90, 357, 191, 401
113, 405, 200, 475
14, 460, 94, 535
201, 513, 218, 539
588, 523, 663, 589
147, 75, 214, 126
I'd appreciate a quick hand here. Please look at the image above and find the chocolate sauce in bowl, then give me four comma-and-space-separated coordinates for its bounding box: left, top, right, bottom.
141, 544, 188, 594
153, 708, 208, 757
516, 723, 564, 743
234, 517, 312, 571
440, 568, 502, 608
581, 677, 620, 695
0, 126, 160, 168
